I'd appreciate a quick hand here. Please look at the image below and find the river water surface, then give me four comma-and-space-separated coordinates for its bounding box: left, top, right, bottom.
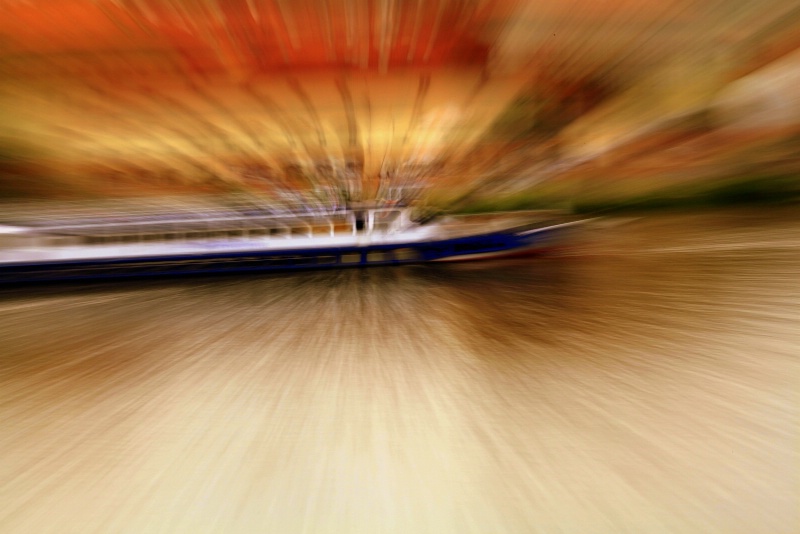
1, 208, 798, 533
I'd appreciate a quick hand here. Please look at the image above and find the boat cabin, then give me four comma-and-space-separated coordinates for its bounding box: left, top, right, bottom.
0, 207, 415, 248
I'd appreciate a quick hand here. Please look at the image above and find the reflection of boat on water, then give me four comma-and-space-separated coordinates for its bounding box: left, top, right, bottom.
0, 205, 590, 284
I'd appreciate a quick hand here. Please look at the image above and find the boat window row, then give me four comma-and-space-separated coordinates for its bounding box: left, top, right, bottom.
67, 209, 407, 245
77, 224, 407, 245
81, 227, 338, 244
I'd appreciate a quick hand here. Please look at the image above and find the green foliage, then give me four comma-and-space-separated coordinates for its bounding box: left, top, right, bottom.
449, 194, 555, 214
573, 174, 800, 214
701, 175, 799, 205
447, 174, 800, 215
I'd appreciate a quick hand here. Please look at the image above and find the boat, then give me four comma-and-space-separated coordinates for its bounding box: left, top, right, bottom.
0, 203, 588, 284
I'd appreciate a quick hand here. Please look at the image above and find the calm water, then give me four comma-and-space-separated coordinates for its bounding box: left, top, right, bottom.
1, 208, 798, 533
